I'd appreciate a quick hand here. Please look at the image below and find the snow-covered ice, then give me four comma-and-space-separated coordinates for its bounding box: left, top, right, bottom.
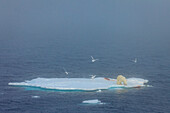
8, 77, 148, 91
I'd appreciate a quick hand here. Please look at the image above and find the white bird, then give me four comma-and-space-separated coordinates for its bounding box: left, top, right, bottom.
91, 56, 99, 62
63, 67, 69, 75
90, 75, 96, 79
132, 58, 137, 63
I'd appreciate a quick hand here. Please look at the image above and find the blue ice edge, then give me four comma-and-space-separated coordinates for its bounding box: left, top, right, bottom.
80, 102, 107, 105
12, 85, 143, 92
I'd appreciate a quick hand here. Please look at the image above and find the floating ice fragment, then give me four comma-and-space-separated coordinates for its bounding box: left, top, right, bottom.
97, 89, 102, 92
31, 96, 40, 98
146, 85, 153, 87
82, 99, 101, 104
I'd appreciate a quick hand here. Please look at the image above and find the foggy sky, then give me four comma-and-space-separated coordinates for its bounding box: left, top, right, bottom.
0, 0, 170, 41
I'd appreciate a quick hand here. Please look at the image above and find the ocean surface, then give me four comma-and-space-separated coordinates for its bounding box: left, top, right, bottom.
0, 1, 170, 113
0, 34, 170, 113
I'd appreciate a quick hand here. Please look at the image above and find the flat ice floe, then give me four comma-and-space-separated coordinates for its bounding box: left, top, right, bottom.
8, 77, 148, 91
82, 99, 103, 104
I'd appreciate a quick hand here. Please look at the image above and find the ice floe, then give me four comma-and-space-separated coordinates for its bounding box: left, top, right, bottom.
8, 77, 148, 91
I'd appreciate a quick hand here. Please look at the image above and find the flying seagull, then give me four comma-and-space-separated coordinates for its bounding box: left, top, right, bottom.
132, 58, 137, 63
91, 56, 99, 63
63, 67, 69, 75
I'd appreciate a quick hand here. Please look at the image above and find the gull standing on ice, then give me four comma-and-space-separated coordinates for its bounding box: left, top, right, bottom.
91, 56, 99, 63
89, 75, 96, 79
132, 58, 137, 63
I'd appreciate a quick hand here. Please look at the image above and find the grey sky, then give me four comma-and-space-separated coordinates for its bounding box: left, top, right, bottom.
0, 0, 170, 40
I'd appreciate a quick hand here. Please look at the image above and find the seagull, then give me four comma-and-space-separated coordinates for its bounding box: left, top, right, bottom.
91, 56, 99, 63
90, 75, 96, 79
63, 67, 69, 75
132, 58, 137, 63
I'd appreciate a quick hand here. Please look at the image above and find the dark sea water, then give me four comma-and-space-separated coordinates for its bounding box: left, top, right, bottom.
0, 0, 170, 113
0, 34, 170, 113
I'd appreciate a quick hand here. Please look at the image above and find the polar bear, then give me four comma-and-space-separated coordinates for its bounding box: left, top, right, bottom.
117, 75, 127, 85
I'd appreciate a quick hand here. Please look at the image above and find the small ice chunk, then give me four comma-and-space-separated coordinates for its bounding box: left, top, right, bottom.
146, 85, 153, 87
31, 96, 40, 98
144, 80, 149, 83
97, 90, 102, 92
82, 99, 101, 104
